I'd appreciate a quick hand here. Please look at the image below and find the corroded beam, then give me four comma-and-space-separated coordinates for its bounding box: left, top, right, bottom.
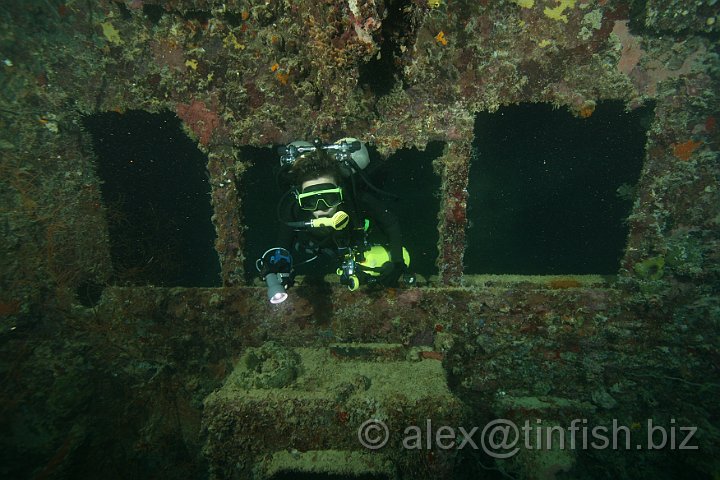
207, 146, 245, 285
435, 141, 472, 285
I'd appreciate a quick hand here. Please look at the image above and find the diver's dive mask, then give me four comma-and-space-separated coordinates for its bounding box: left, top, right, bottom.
297, 183, 343, 211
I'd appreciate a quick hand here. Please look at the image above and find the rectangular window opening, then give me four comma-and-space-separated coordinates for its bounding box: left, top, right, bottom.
466, 101, 653, 276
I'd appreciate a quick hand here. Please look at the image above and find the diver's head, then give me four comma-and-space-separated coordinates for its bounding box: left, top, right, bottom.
300, 176, 343, 218
291, 149, 344, 218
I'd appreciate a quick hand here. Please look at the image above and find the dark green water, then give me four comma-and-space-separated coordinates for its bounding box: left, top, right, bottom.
84, 110, 220, 287
466, 101, 652, 275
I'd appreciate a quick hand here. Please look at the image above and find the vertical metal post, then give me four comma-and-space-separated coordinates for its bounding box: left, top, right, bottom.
434, 140, 471, 286
207, 147, 245, 286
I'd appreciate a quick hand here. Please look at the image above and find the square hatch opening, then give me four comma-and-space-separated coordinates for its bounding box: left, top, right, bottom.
466, 101, 652, 275
84, 110, 220, 287
240, 143, 442, 282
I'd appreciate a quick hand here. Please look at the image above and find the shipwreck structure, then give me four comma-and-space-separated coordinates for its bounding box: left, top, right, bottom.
1, 0, 718, 478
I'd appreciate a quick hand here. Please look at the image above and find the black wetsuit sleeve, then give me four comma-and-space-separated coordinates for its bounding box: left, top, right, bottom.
277, 223, 295, 251
276, 195, 297, 251
358, 191, 403, 263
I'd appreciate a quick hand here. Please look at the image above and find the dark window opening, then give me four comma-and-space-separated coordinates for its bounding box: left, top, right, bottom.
466, 102, 652, 275
142, 4, 164, 24
75, 280, 105, 308
239, 146, 285, 282
84, 110, 220, 287
180, 10, 212, 25
221, 11, 246, 28
114, 1, 132, 20
374, 142, 443, 277
241, 142, 441, 282
358, 0, 415, 97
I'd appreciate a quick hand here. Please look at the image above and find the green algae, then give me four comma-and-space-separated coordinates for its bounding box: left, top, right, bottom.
217, 342, 451, 403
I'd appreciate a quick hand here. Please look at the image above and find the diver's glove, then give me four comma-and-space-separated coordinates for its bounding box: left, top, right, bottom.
377, 261, 405, 287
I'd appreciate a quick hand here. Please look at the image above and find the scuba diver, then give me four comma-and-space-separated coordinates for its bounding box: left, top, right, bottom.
256, 138, 413, 304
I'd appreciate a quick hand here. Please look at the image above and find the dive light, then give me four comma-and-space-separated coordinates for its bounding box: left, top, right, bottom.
256, 248, 292, 304
286, 211, 349, 230
265, 273, 288, 304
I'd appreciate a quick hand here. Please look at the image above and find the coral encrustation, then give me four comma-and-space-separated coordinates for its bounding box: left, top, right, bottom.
176, 100, 220, 146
